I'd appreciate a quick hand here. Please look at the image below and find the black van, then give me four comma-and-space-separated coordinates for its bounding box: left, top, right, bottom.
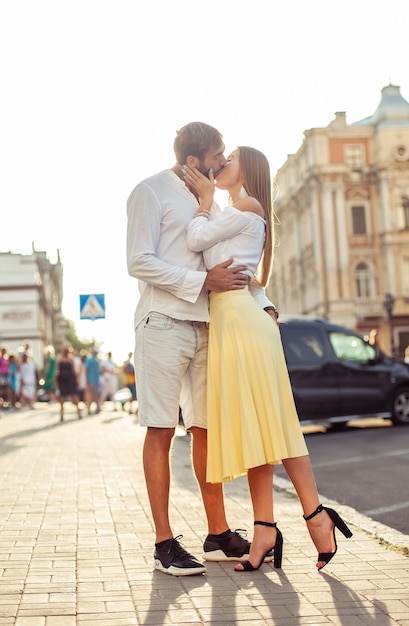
278, 316, 409, 426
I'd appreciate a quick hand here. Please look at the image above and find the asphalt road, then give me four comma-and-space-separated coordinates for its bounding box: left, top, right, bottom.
275, 418, 409, 536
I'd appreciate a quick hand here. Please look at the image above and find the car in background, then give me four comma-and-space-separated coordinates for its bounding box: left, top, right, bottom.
278, 316, 409, 427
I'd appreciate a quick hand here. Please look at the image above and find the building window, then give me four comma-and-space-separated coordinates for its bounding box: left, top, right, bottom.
351, 205, 367, 234
355, 262, 372, 298
400, 196, 409, 229
345, 144, 364, 168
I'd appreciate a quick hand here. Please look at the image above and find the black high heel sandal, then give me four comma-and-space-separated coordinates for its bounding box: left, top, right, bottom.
303, 504, 353, 571
234, 521, 283, 571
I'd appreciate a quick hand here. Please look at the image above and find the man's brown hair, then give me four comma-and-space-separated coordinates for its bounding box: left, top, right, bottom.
174, 122, 223, 164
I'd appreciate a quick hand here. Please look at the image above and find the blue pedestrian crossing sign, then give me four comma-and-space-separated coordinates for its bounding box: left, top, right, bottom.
79, 294, 106, 320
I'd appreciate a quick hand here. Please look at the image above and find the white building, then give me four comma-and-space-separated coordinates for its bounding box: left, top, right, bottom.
0, 248, 65, 365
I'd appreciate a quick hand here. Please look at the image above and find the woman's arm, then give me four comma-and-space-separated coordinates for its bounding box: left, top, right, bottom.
187, 208, 254, 251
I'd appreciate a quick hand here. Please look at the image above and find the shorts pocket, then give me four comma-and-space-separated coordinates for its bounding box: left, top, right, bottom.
145, 312, 175, 330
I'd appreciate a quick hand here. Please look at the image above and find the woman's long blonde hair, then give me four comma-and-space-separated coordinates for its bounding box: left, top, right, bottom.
238, 146, 274, 287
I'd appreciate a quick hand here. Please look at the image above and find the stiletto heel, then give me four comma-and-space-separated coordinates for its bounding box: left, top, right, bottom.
303, 504, 353, 571
234, 521, 283, 571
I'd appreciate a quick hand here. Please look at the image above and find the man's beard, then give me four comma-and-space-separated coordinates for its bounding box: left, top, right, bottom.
197, 161, 211, 178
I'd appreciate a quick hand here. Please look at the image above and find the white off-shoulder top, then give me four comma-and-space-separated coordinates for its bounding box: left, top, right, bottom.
186, 204, 266, 278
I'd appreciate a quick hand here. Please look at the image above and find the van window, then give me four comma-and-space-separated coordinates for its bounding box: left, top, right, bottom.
280, 327, 325, 365
329, 332, 376, 363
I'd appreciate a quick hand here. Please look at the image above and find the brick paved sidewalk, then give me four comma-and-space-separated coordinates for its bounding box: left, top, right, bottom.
0, 403, 408, 626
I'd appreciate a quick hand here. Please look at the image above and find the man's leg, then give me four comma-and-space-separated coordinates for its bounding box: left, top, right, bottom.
190, 426, 228, 534
142, 426, 175, 543
136, 317, 206, 575
191, 425, 254, 562
143, 425, 206, 576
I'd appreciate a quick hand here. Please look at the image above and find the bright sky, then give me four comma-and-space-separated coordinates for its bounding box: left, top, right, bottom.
1, 0, 409, 364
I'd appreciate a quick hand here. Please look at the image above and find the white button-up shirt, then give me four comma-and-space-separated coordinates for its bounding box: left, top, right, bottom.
187, 205, 267, 277
127, 169, 273, 328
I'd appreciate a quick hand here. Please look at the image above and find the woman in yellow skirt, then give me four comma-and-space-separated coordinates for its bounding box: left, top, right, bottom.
185, 147, 352, 573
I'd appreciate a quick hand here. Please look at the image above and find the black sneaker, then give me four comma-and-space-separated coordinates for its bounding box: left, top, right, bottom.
154, 535, 206, 576
203, 529, 273, 562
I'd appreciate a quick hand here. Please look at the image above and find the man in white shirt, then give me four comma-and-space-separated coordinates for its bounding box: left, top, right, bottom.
100, 351, 118, 404
127, 122, 277, 576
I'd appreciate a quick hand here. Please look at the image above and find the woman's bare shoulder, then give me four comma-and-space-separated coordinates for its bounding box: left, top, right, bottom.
232, 196, 264, 217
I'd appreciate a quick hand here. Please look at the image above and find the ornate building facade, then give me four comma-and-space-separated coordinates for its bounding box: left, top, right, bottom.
0, 248, 66, 364
267, 84, 409, 358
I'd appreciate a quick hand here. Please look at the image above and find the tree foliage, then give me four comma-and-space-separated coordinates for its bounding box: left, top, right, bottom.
64, 320, 95, 353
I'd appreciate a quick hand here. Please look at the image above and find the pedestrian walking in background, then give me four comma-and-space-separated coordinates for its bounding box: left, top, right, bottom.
8, 354, 20, 407
85, 348, 102, 414
0, 347, 11, 407
41, 345, 56, 402
100, 351, 118, 407
75, 351, 89, 412
123, 352, 137, 401
56, 346, 81, 421
19, 353, 37, 409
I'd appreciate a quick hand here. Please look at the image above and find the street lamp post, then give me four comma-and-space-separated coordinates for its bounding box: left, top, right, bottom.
383, 292, 395, 356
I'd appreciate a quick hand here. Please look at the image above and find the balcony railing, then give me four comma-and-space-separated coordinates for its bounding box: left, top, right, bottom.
355, 297, 385, 319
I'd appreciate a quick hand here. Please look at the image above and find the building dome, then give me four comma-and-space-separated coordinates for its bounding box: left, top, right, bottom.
353, 84, 409, 127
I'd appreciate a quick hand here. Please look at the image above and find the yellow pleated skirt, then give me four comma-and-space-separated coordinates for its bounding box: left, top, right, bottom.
206, 288, 308, 483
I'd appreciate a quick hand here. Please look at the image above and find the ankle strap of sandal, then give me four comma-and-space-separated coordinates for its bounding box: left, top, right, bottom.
254, 520, 277, 528
303, 503, 323, 521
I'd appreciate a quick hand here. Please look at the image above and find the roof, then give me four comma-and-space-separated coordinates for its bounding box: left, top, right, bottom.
353, 84, 409, 127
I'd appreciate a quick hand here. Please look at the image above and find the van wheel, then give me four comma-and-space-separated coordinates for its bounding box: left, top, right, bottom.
391, 388, 409, 425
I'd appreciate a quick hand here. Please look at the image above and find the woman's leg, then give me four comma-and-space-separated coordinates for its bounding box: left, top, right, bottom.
236, 464, 277, 569
282, 455, 335, 567
282, 455, 319, 516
